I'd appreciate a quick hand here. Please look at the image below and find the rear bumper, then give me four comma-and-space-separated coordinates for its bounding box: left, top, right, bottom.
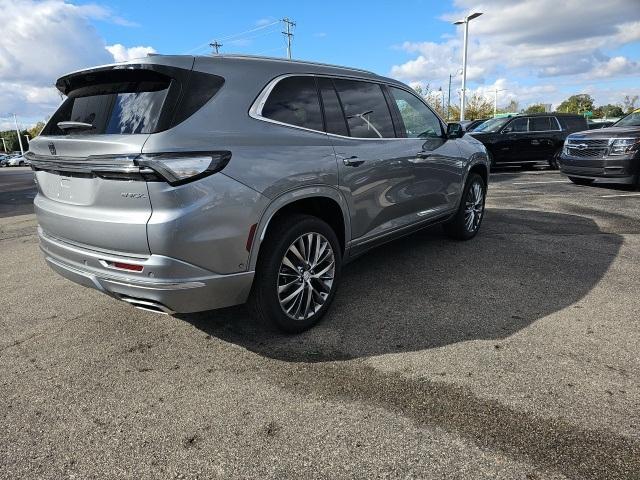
39, 228, 254, 313
559, 155, 639, 184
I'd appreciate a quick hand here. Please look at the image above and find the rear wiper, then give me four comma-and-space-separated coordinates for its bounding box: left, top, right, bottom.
57, 121, 95, 131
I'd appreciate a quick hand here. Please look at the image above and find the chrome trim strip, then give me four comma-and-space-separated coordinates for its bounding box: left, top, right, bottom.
26, 152, 149, 174
248, 73, 447, 141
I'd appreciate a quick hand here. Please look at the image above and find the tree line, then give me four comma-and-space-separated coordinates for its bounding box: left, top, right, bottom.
0, 121, 45, 153
414, 85, 639, 122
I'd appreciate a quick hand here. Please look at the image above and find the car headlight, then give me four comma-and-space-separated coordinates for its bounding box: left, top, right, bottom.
609, 138, 640, 156
563, 138, 570, 156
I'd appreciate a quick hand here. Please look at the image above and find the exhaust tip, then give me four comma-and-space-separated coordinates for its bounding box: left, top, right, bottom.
120, 296, 174, 315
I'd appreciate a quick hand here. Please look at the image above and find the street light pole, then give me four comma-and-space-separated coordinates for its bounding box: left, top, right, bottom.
13, 113, 24, 155
454, 12, 483, 122
494, 88, 506, 117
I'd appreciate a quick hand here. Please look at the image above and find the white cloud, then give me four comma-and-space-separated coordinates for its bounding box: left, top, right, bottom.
390, 0, 640, 107
0, 0, 155, 127
106, 44, 156, 62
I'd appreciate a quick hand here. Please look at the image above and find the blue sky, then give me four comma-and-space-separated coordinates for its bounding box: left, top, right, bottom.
1, 0, 639, 129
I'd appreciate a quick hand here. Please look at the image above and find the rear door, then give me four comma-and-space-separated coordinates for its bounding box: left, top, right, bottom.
528, 116, 561, 159
326, 78, 422, 244
29, 60, 192, 255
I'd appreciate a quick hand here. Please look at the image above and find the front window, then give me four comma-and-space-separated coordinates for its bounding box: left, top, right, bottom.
473, 117, 510, 133
504, 117, 528, 133
389, 86, 442, 138
613, 110, 640, 127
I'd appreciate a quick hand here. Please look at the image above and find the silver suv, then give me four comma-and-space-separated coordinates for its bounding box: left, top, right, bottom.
28, 55, 489, 332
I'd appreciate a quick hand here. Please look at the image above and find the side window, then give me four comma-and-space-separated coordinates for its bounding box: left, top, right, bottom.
333, 79, 395, 138
505, 117, 528, 132
262, 76, 323, 131
529, 116, 555, 131
389, 86, 442, 138
317, 77, 349, 136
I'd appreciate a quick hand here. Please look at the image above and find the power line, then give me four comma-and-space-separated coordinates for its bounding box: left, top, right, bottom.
281, 17, 296, 60
184, 20, 279, 54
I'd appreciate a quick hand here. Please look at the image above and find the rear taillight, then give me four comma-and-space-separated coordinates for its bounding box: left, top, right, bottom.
136, 151, 231, 186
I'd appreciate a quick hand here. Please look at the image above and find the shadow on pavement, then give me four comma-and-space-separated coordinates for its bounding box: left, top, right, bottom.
180, 208, 622, 362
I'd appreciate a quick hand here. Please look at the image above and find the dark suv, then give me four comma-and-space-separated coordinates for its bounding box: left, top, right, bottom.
559, 109, 640, 186
470, 113, 587, 169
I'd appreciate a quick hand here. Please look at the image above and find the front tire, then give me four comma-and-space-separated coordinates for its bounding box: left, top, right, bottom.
248, 214, 342, 333
568, 176, 594, 186
444, 172, 486, 240
549, 148, 562, 170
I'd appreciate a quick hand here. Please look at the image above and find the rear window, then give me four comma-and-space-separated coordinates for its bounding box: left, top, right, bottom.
560, 116, 588, 132
529, 116, 557, 131
262, 76, 323, 131
43, 67, 224, 136
333, 79, 396, 138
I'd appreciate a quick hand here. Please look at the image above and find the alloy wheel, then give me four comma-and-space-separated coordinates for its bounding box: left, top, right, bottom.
277, 232, 335, 321
464, 180, 485, 233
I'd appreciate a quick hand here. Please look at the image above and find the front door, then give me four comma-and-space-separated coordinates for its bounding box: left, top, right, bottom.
499, 116, 532, 162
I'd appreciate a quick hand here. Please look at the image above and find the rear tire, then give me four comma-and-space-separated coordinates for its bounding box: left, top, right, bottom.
248, 214, 342, 333
444, 173, 486, 241
568, 176, 594, 186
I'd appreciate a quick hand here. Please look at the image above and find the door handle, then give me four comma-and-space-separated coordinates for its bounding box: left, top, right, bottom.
341, 155, 365, 167
416, 151, 432, 158
531, 139, 540, 145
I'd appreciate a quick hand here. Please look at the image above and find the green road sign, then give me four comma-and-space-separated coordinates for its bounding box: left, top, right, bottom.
583, 111, 593, 117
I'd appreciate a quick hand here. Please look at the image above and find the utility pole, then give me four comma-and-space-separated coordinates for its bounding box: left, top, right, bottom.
281, 17, 296, 60
1, 137, 7, 153
439, 87, 444, 117
453, 12, 483, 121
13, 113, 24, 155
209, 41, 223, 54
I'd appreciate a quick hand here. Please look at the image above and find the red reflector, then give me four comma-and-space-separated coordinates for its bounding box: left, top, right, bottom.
246, 223, 257, 252
111, 262, 144, 272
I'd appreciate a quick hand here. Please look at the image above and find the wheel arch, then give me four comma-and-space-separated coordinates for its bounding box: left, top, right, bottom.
247, 186, 350, 271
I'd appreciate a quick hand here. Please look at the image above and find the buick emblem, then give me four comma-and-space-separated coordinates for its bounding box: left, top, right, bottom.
48, 142, 56, 156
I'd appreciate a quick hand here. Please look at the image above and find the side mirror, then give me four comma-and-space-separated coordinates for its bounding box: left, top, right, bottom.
502, 127, 513, 134
447, 122, 465, 139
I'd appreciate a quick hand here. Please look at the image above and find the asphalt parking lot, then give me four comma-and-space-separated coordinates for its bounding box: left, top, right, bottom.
1, 166, 639, 479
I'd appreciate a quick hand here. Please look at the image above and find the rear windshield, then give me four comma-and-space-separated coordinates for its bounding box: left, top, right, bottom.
43, 67, 224, 136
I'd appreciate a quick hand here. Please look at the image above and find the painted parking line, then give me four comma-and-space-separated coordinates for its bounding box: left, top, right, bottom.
600, 193, 640, 198
491, 170, 553, 176
512, 180, 570, 185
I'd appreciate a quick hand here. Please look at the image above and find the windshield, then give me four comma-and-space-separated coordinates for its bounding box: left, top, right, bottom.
613, 110, 640, 127
472, 117, 510, 133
